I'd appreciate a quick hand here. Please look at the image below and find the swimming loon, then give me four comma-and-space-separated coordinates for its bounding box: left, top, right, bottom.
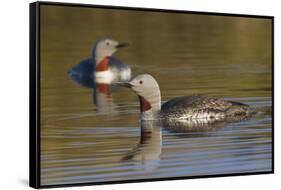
121, 74, 251, 121
68, 38, 131, 87
93, 38, 131, 84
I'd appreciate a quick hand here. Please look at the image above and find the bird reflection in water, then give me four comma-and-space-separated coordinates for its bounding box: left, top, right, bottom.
121, 120, 162, 170
121, 116, 250, 168
162, 118, 226, 138
161, 114, 251, 138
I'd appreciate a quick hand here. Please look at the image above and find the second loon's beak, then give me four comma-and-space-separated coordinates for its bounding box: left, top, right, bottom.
115, 82, 132, 88
116, 42, 129, 48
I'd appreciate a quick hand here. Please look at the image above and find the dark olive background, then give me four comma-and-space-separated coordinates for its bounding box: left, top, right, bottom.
40, 5, 272, 186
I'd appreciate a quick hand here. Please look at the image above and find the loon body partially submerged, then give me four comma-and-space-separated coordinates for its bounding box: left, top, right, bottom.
122, 74, 251, 121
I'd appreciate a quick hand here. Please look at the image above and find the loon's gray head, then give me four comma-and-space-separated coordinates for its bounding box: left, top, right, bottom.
124, 74, 161, 119
92, 38, 128, 63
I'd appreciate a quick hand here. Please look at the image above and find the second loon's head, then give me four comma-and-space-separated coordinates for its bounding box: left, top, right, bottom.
123, 74, 161, 119
92, 38, 128, 63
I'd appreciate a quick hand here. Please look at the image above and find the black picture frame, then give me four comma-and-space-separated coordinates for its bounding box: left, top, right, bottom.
29, 1, 274, 189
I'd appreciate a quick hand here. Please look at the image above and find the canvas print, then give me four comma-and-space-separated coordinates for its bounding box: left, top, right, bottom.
30, 2, 273, 188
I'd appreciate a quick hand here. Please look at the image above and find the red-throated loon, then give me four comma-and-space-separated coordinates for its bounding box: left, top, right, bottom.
93, 38, 131, 84
68, 38, 131, 87
121, 74, 251, 121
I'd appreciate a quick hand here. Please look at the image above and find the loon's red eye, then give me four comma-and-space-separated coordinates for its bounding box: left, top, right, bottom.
139, 80, 143, 84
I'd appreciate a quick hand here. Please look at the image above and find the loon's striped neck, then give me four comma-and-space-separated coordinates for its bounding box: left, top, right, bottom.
138, 94, 161, 120
138, 96, 152, 112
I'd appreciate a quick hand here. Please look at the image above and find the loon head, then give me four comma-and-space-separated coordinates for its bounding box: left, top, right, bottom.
92, 38, 128, 63
124, 74, 161, 118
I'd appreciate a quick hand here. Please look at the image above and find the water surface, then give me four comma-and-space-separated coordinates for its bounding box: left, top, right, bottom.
40, 5, 272, 186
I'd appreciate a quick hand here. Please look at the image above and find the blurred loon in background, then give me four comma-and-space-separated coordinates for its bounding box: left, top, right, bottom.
68, 38, 131, 87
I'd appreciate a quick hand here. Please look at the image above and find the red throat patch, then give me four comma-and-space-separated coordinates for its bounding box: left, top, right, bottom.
138, 96, 152, 112
96, 57, 109, 71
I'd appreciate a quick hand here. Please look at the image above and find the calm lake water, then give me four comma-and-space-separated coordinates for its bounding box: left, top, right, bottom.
40, 5, 272, 186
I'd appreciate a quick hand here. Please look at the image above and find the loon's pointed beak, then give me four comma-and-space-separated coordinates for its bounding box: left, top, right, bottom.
116, 42, 129, 48
115, 82, 132, 88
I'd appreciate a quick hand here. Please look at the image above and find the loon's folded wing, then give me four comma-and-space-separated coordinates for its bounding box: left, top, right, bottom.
161, 95, 232, 113
161, 95, 250, 119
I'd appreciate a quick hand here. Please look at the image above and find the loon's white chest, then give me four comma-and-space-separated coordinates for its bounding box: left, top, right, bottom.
95, 68, 131, 84
94, 70, 114, 84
